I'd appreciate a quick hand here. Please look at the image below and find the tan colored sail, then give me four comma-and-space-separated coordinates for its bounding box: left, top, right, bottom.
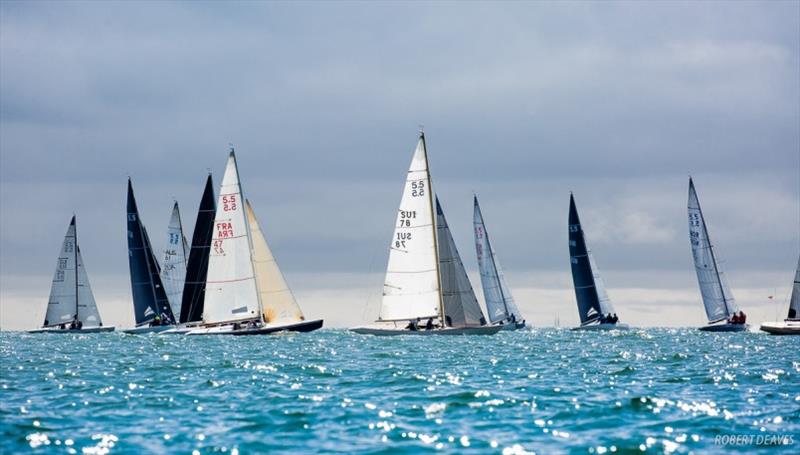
245, 200, 304, 323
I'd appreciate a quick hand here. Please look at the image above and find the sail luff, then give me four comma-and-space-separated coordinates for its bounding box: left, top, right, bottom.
421, 134, 445, 323
180, 174, 216, 323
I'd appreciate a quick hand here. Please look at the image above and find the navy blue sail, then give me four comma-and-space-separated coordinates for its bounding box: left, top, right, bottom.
568, 194, 615, 325
179, 174, 216, 324
127, 179, 176, 325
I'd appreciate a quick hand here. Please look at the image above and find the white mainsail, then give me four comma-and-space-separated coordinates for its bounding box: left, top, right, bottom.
688, 178, 737, 323
246, 199, 305, 324
473, 197, 521, 323
788, 255, 800, 320
161, 202, 189, 318
44, 217, 79, 326
76, 246, 102, 326
203, 151, 261, 324
380, 134, 441, 322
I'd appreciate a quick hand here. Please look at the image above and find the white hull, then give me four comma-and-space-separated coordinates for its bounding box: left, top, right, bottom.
186, 319, 323, 336
698, 322, 749, 332
571, 322, 630, 331
350, 325, 501, 336
122, 325, 175, 335
28, 326, 115, 334
760, 320, 800, 335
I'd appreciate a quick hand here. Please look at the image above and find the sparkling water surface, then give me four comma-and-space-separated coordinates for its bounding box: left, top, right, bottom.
1, 329, 797, 454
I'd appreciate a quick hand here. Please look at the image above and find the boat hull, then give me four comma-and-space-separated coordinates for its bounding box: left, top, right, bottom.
186, 319, 324, 336
121, 325, 175, 335
497, 320, 526, 331
698, 323, 749, 332
28, 326, 115, 334
760, 320, 800, 335
350, 325, 502, 336
571, 323, 630, 331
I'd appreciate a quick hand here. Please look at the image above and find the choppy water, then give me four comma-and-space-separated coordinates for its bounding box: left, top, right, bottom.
0, 329, 797, 454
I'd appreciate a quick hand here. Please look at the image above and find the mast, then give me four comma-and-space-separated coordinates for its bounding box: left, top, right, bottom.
420, 132, 445, 324
476, 197, 511, 319
73, 215, 79, 323
691, 179, 732, 317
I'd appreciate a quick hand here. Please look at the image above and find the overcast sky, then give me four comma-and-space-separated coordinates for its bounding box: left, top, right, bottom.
1, 1, 798, 330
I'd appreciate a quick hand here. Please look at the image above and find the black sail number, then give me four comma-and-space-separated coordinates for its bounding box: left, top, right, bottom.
410, 180, 425, 197
398, 210, 417, 227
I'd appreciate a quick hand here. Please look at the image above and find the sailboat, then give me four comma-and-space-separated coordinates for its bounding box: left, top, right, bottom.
160, 202, 189, 319
29, 216, 114, 333
568, 194, 629, 331
688, 178, 748, 332
173, 174, 216, 330
186, 149, 323, 335
473, 195, 526, 330
123, 179, 178, 334
760, 255, 800, 335
351, 132, 500, 336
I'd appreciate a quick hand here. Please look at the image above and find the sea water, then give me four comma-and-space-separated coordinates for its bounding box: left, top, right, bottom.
0, 329, 797, 453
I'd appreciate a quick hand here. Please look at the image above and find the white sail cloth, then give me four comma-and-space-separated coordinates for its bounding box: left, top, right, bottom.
688, 179, 738, 323
161, 202, 189, 318
203, 152, 261, 324
379, 136, 440, 322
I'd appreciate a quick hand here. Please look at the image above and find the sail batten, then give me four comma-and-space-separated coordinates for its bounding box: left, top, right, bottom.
379, 135, 441, 322
688, 178, 738, 323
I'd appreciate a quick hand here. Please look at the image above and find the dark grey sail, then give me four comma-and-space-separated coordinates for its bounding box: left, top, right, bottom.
127, 179, 176, 326
180, 174, 216, 323
436, 197, 487, 327
568, 194, 615, 325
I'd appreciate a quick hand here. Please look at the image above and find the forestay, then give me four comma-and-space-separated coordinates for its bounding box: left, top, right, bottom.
203, 151, 261, 324
437, 197, 486, 327
688, 178, 737, 323
380, 134, 441, 322
568, 194, 615, 325
473, 196, 521, 323
180, 174, 216, 324
161, 202, 189, 318
246, 200, 305, 324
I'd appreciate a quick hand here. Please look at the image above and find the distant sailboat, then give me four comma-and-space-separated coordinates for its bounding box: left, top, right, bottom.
160, 202, 189, 318
186, 149, 323, 335
178, 174, 216, 325
473, 195, 525, 330
351, 132, 500, 336
29, 216, 114, 333
760, 255, 800, 335
688, 178, 748, 332
568, 194, 628, 331
123, 179, 178, 334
